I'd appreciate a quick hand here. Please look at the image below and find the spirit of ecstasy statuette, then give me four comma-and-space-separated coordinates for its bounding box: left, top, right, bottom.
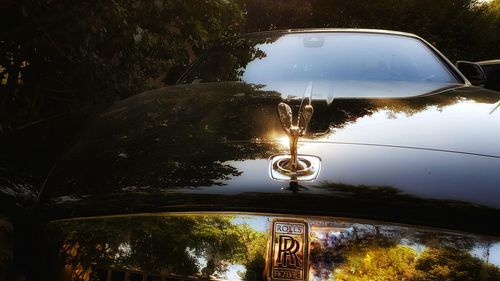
278, 99, 314, 172
269, 98, 321, 182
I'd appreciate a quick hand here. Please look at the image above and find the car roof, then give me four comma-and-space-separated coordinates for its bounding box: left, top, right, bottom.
477, 59, 500, 66
236, 28, 421, 39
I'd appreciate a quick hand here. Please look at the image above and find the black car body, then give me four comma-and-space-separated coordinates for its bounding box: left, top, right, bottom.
2, 29, 500, 281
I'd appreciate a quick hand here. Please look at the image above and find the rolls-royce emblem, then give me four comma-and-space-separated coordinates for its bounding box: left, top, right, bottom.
269, 220, 309, 281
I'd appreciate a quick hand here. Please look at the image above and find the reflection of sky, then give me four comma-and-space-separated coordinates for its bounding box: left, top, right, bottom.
187, 247, 247, 280
220, 264, 246, 281
187, 158, 334, 195
116, 242, 131, 260
186, 247, 205, 271
303, 142, 500, 208
471, 242, 500, 266
322, 100, 500, 157
186, 138, 500, 208
182, 92, 500, 207
232, 215, 270, 233
242, 33, 458, 87
491, 243, 500, 266
254, 80, 461, 99
401, 239, 427, 254
291, 98, 500, 208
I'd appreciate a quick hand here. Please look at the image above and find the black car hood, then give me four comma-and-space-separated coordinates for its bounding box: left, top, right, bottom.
41, 82, 500, 235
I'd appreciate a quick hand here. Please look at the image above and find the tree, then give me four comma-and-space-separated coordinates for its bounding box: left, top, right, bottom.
0, 0, 244, 131
1, 0, 499, 132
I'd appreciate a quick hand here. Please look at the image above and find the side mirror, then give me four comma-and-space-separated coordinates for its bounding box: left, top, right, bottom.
480, 63, 500, 91
164, 65, 187, 85
456, 61, 486, 86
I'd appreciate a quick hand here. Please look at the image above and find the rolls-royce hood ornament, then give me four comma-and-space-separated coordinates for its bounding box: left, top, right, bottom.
278, 99, 314, 171
270, 96, 321, 182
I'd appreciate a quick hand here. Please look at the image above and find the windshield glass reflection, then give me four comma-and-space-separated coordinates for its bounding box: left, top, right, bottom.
182, 33, 461, 98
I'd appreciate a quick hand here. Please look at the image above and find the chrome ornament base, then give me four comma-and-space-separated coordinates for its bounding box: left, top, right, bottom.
269, 154, 321, 181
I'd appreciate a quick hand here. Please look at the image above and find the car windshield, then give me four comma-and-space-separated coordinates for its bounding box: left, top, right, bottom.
181, 32, 462, 98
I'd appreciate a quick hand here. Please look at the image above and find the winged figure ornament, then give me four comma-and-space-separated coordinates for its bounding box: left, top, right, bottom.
277, 98, 314, 172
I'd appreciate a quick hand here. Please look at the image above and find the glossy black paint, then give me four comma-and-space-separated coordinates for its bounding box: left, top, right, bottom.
38, 81, 500, 236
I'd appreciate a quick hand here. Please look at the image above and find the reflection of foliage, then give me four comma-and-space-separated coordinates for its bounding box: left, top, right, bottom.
48, 216, 266, 281
413, 248, 500, 281
308, 90, 500, 136
45, 214, 500, 281
45, 83, 500, 201
240, 229, 267, 281
183, 37, 277, 83
310, 225, 500, 281
310, 226, 403, 280
2, 1, 500, 204
334, 245, 417, 280
333, 246, 500, 281
46, 83, 283, 198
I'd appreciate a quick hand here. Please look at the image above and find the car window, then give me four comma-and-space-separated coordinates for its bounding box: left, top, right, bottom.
182, 33, 460, 87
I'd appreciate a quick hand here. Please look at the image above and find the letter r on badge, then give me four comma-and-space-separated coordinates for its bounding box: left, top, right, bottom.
277, 235, 301, 268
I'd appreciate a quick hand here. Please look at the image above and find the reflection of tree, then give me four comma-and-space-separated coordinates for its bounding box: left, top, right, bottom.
44, 213, 500, 281
333, 245, 500, 281
309, 224, 500, 281
413, 248, 500, 281
182, 36, 279, 83
45, 216, 266, 281
334, 245, 417, 280
45, 83, 284, 199
43, 81, 500, 209
308, 90, 500, 137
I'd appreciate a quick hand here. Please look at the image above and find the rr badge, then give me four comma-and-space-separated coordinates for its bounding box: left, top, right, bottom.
269, 220, 309, 281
